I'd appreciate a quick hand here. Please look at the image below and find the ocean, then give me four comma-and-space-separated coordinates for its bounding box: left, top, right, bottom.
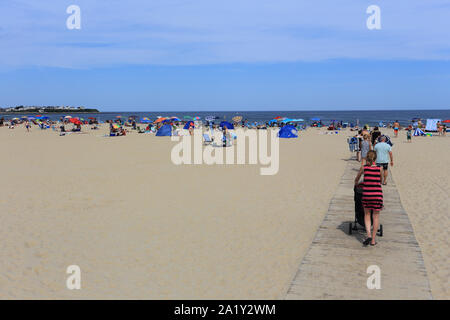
2, 110, 449, 126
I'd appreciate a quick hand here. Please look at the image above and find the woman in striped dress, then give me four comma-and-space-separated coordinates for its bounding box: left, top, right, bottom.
354, 150, 383, 246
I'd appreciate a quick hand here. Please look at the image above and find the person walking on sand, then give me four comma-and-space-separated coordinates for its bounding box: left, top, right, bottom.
374, 136, 393, 185
354, 150, 383, 246
393, 120, 400, 138
406, 125, 412, 143
361, 133, 373, 165
371, 126, 381, 146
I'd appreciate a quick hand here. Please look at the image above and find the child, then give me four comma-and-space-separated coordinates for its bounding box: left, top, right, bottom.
406, 125, 412, 143
354, 150, 383, 246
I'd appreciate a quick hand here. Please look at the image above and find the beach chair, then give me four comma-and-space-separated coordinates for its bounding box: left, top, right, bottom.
203, 133, 213, 145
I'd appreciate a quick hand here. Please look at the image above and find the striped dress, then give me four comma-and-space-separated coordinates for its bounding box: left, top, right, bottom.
362, 165, 383, 210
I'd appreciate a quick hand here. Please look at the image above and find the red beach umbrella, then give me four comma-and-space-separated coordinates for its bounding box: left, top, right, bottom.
442, 119, 450, 123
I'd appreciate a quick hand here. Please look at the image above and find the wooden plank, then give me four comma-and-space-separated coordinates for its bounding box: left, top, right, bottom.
285, 158, 432, 300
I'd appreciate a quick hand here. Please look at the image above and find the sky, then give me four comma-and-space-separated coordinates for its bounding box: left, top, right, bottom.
0, 0, 449, 111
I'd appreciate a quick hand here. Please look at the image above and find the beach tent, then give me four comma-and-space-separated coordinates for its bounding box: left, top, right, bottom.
156, 124, 172, 136
183, 121, 194, 129
220, 121, 234, 129
281, 118, 304, 123
413, 128, 425, 136
278, 125, 298, 138
425, 119, 441, 132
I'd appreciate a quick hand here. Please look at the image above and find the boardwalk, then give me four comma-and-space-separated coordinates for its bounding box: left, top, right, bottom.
285, 158, 432, 299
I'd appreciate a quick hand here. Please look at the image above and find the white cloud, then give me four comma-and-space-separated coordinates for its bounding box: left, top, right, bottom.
0, 0, 449, 68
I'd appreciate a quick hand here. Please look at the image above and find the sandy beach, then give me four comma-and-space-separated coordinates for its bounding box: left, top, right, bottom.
0, 124, 448, 299
390, 130, 450, 299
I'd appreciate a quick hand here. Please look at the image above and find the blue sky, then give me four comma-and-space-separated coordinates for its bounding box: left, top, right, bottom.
1, 0, 449, 111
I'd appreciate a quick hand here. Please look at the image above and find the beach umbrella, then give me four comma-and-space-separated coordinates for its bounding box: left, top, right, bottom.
273, 116, 283, 120
193, 116, 201, 120
442, 119, 450, 123
219, 121, 234, 129
183, 116, 193, 120
291, 118, 304, 122
154, 117, 167, 123
140, 117, 151, 123
112, 123, 121, 129
116, 115, 122, 118
311, 117, 321, 121
170, 117, 181, 121
64, 116, 72, 119
232, 116, 242, 123
69, 118, 82, 125
183, 121, 194, 129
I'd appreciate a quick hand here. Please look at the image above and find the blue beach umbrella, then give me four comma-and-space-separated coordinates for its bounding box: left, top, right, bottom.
219, 121, 234, 129
183, 121, 194, 129
278, 125, 298, 138
311, 117, 321, 121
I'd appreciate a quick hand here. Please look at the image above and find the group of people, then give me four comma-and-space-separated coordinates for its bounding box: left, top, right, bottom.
353, 126, 394, 247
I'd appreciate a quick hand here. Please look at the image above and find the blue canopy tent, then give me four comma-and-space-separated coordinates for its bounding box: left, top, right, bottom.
156, 124, 172, 136
278, 125, 298, 138
282, 118, 304, 123
220, 121, 234, 129
183, 121, 194, 129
